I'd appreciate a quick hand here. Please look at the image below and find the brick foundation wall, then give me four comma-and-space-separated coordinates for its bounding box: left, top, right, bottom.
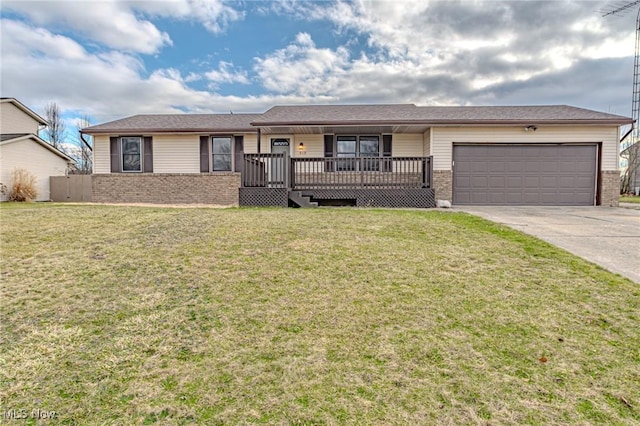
600, 170, 620, 207
93, 173, 240, 205
433, 170, 452, 202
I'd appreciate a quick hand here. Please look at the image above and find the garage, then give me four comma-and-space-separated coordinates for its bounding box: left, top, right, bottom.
453, 144, 598, 205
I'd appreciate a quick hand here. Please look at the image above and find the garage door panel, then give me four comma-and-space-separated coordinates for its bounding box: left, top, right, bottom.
489, 176, 506, 187
524, 161, 541, 172
524, 176, 542, 188
453, 144, 596, 205
506, 192, 523, 204
540, 162, 558, 173
506, 176, 523, 187
576, 161, 595, 172
488, 193, 506, 203
574, 176, 594, 187
472, 176, 488, 188
488, 161, 506, 172
472, 162, 488, 172
539, 176, 559, 188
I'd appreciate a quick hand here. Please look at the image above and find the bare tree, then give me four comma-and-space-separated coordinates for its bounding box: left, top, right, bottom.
621, 141, 639, 194
43, 102, 66, 150
72, 116, 93, 174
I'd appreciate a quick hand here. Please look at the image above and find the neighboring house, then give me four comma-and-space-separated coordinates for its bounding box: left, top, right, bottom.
0, 98, 74, 201
82, 104, 632, 207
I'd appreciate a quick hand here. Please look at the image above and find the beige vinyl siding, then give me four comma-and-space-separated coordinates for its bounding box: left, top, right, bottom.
93, 135, 111, 174
423, 129, 432, 156
391, 133, 423, 157
0, 103, 41, 134
431, 126, 619, 171
240, 133, 258, 154
293, 134, 324, 158
0, 138, 69, 201
153, 134, 200, 173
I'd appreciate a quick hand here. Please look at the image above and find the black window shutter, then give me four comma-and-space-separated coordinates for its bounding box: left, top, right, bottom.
324, 134, 334, 172
200, 136, 209, 172
110, 137, 120, 173
143, 136, 153, 173
383, 134, 392, 172
234, 136, 244, 173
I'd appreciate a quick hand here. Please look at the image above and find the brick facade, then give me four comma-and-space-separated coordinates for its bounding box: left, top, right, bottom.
433, 170, 452, 202
92, 173, 240, 205
600, 170, 620, 207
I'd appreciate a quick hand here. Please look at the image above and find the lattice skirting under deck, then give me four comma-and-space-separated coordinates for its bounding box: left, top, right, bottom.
239, 188, 288, 207
239, 188, 435, 208
302, 189, 435, 208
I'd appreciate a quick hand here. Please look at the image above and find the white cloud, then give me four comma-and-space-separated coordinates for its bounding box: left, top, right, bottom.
2, 0, 243, 54
254, 32, 350, 95
205, 61, 250, 87
0, 18, 335, 120
0, 0, 634, 122
258, 0, 634, 113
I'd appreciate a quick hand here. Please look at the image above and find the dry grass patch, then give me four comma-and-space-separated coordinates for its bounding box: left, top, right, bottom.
1, 204, 639, 425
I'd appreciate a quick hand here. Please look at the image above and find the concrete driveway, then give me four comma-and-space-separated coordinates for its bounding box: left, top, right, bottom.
453, 206, 640, 283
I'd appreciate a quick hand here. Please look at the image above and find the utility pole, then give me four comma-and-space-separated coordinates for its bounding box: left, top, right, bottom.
603, 1, 640, 193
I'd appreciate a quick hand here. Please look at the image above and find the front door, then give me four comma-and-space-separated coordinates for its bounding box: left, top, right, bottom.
270, 138, 290, 187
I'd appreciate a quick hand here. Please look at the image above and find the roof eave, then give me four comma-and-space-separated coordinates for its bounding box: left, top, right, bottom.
251, 118, 634, 127
82, 127, 258, 135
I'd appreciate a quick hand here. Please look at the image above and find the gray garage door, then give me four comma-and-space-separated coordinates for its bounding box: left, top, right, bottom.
453, 144, 597, 205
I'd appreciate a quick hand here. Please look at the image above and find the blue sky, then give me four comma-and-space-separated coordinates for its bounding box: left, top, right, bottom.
0, 0, 636, 132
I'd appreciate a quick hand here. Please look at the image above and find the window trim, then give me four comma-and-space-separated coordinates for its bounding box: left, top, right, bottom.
334, 134, 382, 157
211, 135, 233, 172
120, 136, 142, 173
334, 134, 382, 171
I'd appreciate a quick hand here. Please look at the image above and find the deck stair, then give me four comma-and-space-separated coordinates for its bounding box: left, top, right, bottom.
289, 191, 318, 208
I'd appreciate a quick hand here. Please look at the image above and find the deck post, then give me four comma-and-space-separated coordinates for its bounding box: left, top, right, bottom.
290, 156, 296, 189
283, 151, 290, 189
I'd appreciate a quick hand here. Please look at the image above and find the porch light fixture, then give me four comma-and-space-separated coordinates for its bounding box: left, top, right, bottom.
298, 142, 305, 150
524, 125, 537, 132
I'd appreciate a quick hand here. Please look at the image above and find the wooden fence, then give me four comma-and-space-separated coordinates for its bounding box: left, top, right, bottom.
50, 175, 92, 202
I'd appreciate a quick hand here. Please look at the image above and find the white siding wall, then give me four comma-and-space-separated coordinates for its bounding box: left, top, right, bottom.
241, 133, 259, 154
293, 134, 324, 157
93, 135, 111, 174
392, 133, 423, 157
0, 139, 69, 201
153, 135, 200, 173
94, 133, 256, 173
431, 126, 620, 171
424, 129, 432, 156
0, 103, 41, 134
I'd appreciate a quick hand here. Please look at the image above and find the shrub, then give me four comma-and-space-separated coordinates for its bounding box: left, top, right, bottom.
7, 168, 38, 202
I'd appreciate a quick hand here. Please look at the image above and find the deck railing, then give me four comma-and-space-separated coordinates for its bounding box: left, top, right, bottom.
242, 154, 433, 189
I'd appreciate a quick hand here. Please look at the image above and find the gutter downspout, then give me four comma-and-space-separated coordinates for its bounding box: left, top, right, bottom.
620, 125, 634, 144
79, 131, 93, 151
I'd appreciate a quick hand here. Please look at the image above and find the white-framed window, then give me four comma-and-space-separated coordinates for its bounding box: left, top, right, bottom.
212, 136, 232, 171
121, 137, 142, 172
336, 135, 380, 171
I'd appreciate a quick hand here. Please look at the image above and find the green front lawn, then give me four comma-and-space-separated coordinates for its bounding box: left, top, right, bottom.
620, 195, 640, 204
1, 204, 638, 424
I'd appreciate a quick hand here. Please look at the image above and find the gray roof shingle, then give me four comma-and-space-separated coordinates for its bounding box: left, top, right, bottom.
82, 104, 633, 134
82, 113, 260, 134
253, 104, 632, 125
